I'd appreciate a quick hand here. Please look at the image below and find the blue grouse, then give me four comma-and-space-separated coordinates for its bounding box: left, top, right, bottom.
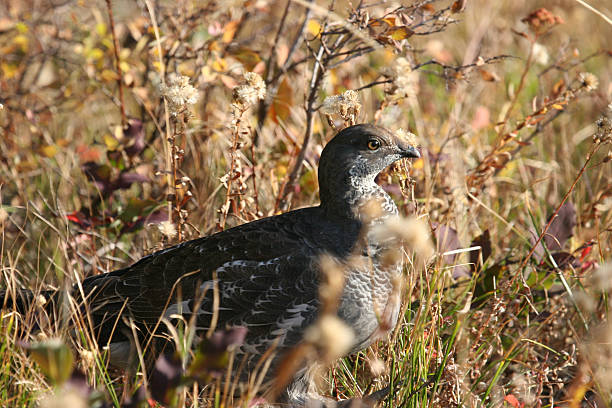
6, 124, 420, 405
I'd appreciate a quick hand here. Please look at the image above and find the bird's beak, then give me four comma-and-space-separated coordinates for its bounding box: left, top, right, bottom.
401, 145, 421, 159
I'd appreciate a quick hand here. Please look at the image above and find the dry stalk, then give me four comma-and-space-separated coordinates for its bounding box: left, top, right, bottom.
104, 0, 126, 127
143, 0, 173, 231
515, 115, 611, 281
467, 80, 595, 193
218, 107, 247, 231
218, 72, 265, 230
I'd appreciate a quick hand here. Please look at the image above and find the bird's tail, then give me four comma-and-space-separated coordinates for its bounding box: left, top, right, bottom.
1, 289, 57, 315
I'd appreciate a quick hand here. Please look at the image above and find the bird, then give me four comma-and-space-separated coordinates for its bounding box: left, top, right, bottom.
4, 124, 420, 405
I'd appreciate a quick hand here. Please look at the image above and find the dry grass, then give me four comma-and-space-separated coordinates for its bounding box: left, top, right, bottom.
0, 0, 611, 406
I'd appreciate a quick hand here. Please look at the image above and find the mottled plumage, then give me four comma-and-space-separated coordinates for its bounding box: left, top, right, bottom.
8, 124, 420, 404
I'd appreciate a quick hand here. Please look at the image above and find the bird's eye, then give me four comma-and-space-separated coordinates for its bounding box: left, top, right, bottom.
367, 139, 381, 150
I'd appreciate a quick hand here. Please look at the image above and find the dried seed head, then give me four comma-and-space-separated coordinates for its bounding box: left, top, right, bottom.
578, 72, 599, 92
368, 357, 387, 377
303, 315, 354, 363
158, 220, 177, 239
380, 246, 403, 268
584, 320, 612, 394
40, 390, 88, 408
379, 216, 435, 261
590, 262, 612, 291
386, 57, 419, 98
79, 349, 95, 368
532, 43, 549, 65
36, 294, 48, 307
574, 290, 597, 313
521, 8, 564, 33
159, 74, 199, 116
318, 255, 346, 313
232, 71, 266, 108
360, 198, 384, 222
594, 115, 612, 144
396, 128, 417, 147
321, 90, 361, 126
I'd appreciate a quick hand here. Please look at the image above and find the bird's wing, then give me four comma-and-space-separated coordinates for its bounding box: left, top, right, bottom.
81, 210, 324, 349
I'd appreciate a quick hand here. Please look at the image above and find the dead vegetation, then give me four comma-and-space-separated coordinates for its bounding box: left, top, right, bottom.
0, 0, 611, 406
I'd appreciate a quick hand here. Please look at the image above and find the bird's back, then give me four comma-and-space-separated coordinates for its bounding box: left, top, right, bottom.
81, 206, 363, 358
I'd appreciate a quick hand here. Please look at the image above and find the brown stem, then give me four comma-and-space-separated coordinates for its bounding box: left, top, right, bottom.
253, 1, 291, 146
250, 141, 261, 216
266, 0, 291, 86
276, 43, 326, 211
255, 0, 312, 146
219, 113, 244, 230
171, 117, 183, 241
104, 0, 126, 126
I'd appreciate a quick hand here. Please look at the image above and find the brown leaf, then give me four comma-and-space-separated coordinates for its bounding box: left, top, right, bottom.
434, 224, 460, 262
232, 47, 262, 71
389, 26, 413, 41
381, 17, 397, 26
270, 78, 293, 123
451, 0, 467, 13
420, 4, 436, 13
551, 78, 565, 98
275, 42, 289, 67
222, 20, 240, 43
478, 68, 499, 82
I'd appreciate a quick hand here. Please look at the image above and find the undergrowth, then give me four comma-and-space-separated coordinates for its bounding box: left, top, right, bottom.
1, 0, 611, 407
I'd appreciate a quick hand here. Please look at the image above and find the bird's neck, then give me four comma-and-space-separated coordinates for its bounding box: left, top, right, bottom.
319, 167, 398, 222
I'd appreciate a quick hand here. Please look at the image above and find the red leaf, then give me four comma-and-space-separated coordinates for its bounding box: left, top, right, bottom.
504, 394, 523, 408
579, 245, 592, 262
65, 211, 92, 229
451, 0, 466, 13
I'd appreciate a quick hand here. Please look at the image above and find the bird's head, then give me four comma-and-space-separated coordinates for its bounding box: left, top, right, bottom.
318, 124, 420, 217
